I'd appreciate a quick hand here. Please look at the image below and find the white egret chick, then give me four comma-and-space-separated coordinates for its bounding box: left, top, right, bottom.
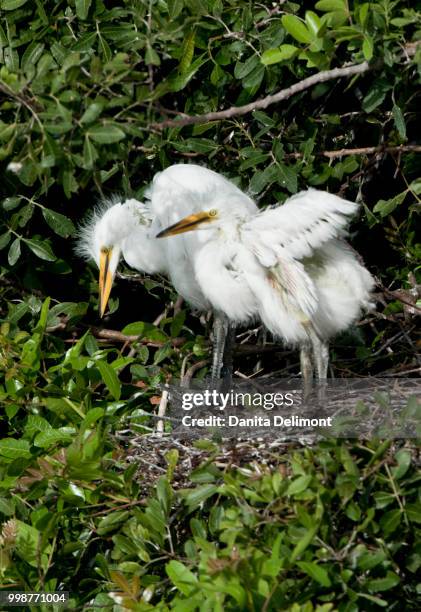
77, 164, 259, 381
157, 189, 375, 384
77, 198, 166, 317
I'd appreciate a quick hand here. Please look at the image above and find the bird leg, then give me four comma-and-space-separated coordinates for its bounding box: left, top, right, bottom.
210, 312, 229, 386
312, 337, 329, 380
308, 327, 329, 402
220, 325, 236, 390
299, 343, 314, 401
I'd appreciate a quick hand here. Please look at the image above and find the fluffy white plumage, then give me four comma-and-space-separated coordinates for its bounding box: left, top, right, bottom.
146, 164, 257, 310
77, 164, 374, 383
157, 187, 375, 351
76, 164, 258, 314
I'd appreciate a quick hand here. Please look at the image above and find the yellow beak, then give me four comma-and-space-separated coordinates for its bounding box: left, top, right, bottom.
99, 248, 114, 317
156, 211, 216, 238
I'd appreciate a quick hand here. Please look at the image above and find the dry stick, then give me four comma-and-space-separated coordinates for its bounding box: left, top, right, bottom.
156, 390, 169, 436
379, 285, 421, 313
91, 327, 185, 347
285, 144, 421, 159
182, 359, 209, 386
152, 62, 371, 129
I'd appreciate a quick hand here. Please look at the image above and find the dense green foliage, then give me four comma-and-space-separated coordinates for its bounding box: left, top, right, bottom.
0, 0, 420, 609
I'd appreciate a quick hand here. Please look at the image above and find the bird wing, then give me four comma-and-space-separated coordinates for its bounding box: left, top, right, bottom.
265, 256, 318, 318
241, 189, 358, 319
243, 188, 358, 263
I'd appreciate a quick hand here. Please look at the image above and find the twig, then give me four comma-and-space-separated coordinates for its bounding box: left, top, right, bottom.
153, 307, 168, 326
91, 327, 185, 347
182, 359, 209, 386
156, 390, 169, 436
371, 327, 415, 357
173, 295, 184, 316
152, 62, 371, 129
284, 144, 421, 160
378, 283, 421, 313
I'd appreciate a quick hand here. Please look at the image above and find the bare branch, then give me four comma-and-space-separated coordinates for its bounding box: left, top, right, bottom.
156, 390, 169, 436
285, 144, 421, 159
152, 62, 371, 129
90, 327, 185, 347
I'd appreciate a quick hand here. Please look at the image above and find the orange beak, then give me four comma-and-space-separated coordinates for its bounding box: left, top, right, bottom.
99, 248, 114, 317
156, 211, 216, 238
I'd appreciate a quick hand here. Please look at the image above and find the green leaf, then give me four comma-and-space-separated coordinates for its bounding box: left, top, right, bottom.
249, 165, 277, 195
62, 169, 79, 199
170, 310, 186, 337
122, 321, 153, 336
391, 449, 411, 479
379, 509, 401, 535
297, 561, 331, 587
24, 238, 56, 261
286, 474, 312, 496
166, 560, 198, 596
305, 11, 321, 36
21, 42, 45, 73
154, 343, 172, 365
16, 520, 51, 569
42, 209, 75, 238
276, 162, 298, 193
96, 360, 121, 400
373, 192, 406, 217
362, 85, 389, 113
357, 550, 387, 570
409, 178, 421, 195
315, 0, 346, 10
145, 44, 160, 66
405, 503, 421, 524
0, 231, 11, 250
0, 438, 31, 459
88, 125, 126, 144
80, 102, 103, 125
0, 0, 28, 9
281, 15, 313, 44
166, 55, 207, 93
234, 54, 260, 79
362, 36, 373, 60
392, 104, 406, 139
75, 0, 91, 20
97, 511, 130, 535
8, 238, 21, 266
168, 0, 184, 19
83, 137, 98, 169
261, 45, 298, 66
34, 429, 73, 448
366, 571, 400, 592
182, 484, 218, 512
290, 526, 318, 562
62, 53, 81, 72
3, 196, 22, 210
179, 30, 195, 74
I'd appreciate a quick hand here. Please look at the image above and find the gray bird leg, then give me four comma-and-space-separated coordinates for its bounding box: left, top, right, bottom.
299, 343, 314, 401
308, 327, 329, 402
210, 312, 229, 385
312, 337, 329, 380
220, 325, 235, 390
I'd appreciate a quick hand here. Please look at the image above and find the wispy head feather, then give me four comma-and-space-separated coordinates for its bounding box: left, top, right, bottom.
75, 196, 150, 262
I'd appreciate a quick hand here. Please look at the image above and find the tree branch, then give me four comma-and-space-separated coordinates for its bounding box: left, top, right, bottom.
152, 61, 371, 129
91, 327, 186, 347
284, 144, 421, 159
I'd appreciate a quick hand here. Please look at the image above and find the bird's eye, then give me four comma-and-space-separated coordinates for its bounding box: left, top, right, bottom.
209, 209, 218, 217
100, 247, 109, 255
